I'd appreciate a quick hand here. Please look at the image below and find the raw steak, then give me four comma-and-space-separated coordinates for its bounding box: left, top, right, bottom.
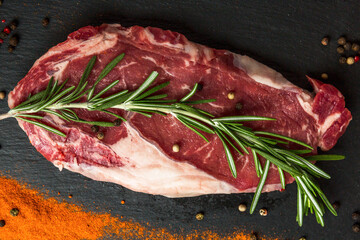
8, 24, 352, 197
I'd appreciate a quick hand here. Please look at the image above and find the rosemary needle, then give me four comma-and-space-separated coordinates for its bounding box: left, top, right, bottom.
0, 53, 345, 227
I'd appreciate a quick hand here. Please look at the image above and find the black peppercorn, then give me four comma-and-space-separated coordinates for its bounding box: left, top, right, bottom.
332, 201, 340, 211
10, 208, 19, 216
321, 37, 329, 46
344, 42, 351, 51
197, 83, 203, 91
250, 232, 257, 240
42, 17, 50, 27
114, 119, 122, 126
337, 36, 346, 45
9, 20, 18, 31
9, 35, 19, 47
235, 102, 242, 110
352, 43, 360, 52
0, 220, 5, 227
352, 223, 360, 233
97, 132, 104, 140
8, 45, 15, 53
339, 57, 347, 64
0, 32, 7, 38
352, 211, 360, 221
336, 46, 345, 54
91, 125, 99, 133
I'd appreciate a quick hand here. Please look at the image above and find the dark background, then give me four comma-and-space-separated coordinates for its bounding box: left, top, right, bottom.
0, 0, 359, 239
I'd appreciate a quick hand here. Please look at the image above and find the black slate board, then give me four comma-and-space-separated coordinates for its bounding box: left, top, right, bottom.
0, 1, 359, 239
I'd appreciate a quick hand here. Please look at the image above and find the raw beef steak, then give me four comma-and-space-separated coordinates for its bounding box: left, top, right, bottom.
8, 24, 352, 197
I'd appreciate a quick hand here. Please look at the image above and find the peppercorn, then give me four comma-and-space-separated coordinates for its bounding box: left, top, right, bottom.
197, 83, 203, 91
0, 32, 7, 38
339, 57, 347, 64
235, 102, 242, 110
0, 0, 2, 6
299, 237, 306, 240
3, 26, 10, 34
0, 220, 5, 227
1, 19, 5, 23
91, 125, 99, 133
321, 37, 329, 46
347, 57, 355, 65
259, 208, 268, 216
321, 73, 328, 80
42, 17, 50, 27
337, 36, 346, 45
227, 92, 235, 100
352, 43, 360, 52
0, 91, 5, 100
352, 223, 360, 233
195, 212, 204, 221
8, 45, 15, 53
352, 211, 360, 221
344, 42, 351, 51
238, 204, 247, 212
10, 208, 19, 216
332, 201, 340, 211
68, 194, 73, 199
336, 46, 345, 54
9, 20, 18, 31
9, 35, 18, 47
114, 119, 122, 126
250, 233, 257, 240
0, 38, 3, 44
97, 132, 104, 140
355, 56, 359, 63
121, 200, 125, 205
172, 144, 180, 153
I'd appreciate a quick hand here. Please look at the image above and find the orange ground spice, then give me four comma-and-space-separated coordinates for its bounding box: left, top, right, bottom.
0, 176, 279, 240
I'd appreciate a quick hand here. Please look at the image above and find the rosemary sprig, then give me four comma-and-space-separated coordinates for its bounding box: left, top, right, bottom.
0, 53, 345, 226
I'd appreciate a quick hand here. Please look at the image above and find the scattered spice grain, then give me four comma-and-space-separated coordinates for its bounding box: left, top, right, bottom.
238, 204, 247, 212
355, 56, 359, 63
259, 208, 268, 216
0, 31, 7, 38
339, 57, 347, 64
91, 125, 99, 133
114, 119, 122, 126
337, 46, 345, 54
1, 19, 5, 23
337, 36, 346, 45
235, 102, 242, 110
42, 17, 49, 27
10, 208, 20, 216
227, 92, 235, 100
195, 212, 204, 221
352, 211, 360, 221
352, 223, 360, 233
172, 144, 180, 152
97, 132, 104, 140
68, 194, 73, 199
0, 219, 5, 227
0, 91, 5, 99
8, 45, 14, 53
9, 20, 17, 30
344, 42, 351, 51
346, 57, 355, 65
250, 232, 257, 240
321, 73, 328, 80
0, 38, 3, 44
3, 26, 10, 34
299, 237, 306, 240
352, 43, 360, 52
321, 37, 329, 46
332, 201, 340, 211
120, 200, 125, 205
9, 35, 18, 46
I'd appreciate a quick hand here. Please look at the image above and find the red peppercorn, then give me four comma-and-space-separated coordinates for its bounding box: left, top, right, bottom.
1, 19, 5, 23
3, 27, 10, 34
354, 56, 359, 63
0, 39, 3, 44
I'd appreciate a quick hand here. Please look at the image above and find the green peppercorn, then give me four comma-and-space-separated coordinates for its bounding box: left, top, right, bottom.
339, 57, 347, 64
8, 45, 15, 53
10, 208, 19, 216
42, 17, 50, 27
337, 36, 346, 45
344, 42, 351, 51
352, 223, 360, 233
0, 220, 5, 227
91, 125, 99, 133
114, 119, 122, 126
352, 211, 360, 221
336, 46, 345, 54
9, 35, 19, 47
